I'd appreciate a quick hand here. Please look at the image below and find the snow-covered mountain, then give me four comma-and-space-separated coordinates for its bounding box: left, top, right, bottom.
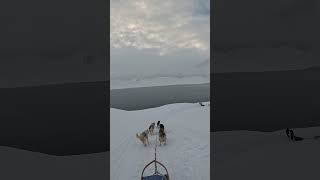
195, 58, 210, 69
111, 59, 210, 89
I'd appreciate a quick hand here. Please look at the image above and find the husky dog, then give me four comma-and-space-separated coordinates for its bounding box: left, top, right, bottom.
136, 130, 149, 146
158, 124, 166, 145
149, 122, 155, 135
159, 124, 164, 131
159, 127, 166, 146
157, 121, 160, 128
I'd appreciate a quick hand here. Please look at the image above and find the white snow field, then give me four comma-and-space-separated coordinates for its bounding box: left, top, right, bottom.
110, 102, 210, 180
0, 147, 107, 179
213, 127, 320, 180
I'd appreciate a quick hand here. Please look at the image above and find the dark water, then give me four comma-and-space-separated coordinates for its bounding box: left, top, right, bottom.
110, 83, 210, 110
212, 68, 320, 132
0, 81, 108, 155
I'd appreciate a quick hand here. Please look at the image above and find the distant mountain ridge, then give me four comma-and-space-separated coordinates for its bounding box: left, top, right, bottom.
195, 58, 210, 68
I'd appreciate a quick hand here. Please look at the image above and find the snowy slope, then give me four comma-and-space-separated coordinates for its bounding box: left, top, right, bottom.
110, 102, 210, 180
213, 127, 320, 180
0, 147, 106, 179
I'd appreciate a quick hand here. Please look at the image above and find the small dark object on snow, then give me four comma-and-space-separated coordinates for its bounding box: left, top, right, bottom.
199, 102, 205, 106
289, 129, 304, 141
286, 128, 290, 138
289, 130, 294, 140
294, 136, 304, 141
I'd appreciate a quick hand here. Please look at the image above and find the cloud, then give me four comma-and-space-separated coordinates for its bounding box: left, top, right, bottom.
213, 0, 320, 72
0, 0, 108, 87
111, 0, 210, 56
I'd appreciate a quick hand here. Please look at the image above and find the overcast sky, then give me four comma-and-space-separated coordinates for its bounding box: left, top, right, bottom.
213, 0, 320, 72
3, 0, 319, 88
0, 0, 107, 88
110, 0, 210, 78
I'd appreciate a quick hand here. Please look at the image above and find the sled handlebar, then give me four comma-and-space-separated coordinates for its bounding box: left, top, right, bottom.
141, 160, 169, 180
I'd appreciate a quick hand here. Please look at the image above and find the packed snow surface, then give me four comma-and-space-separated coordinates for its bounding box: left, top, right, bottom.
0, 147, 106, 179
213, 127, 320, 180
110, 102, 210, 180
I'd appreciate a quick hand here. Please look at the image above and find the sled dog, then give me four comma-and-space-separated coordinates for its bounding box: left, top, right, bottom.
136, 130, 149, 146
159, 124, 166, 145
149, 122, 155, 135
159, 124, 164, 131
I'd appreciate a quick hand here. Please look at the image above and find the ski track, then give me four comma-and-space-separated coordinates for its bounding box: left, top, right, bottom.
111, 103, 210, 180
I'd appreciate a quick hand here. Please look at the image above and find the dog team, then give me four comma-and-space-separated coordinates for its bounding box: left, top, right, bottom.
136, 120, 167, 146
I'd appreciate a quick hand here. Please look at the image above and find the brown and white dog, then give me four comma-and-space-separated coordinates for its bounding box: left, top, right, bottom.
158, 124, 166, 146
149, 122, 155, 135
136, 130, 149, 146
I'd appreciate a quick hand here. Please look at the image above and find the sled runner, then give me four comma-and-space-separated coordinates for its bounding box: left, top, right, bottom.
141, 160, 169, 180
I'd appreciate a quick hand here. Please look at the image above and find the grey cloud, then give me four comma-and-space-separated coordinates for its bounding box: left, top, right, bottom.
111, 0, 210, 79
0, 0, 108, 87
213, 0, 320, 72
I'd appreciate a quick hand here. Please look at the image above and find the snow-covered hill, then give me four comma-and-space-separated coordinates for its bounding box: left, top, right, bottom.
0, 147, 106, 179
213, 127, 320, 180
110, 102, 210, 180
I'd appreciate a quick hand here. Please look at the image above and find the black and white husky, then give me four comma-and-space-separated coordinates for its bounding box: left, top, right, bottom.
158, 124, 166, 145
149, 122, 155, 135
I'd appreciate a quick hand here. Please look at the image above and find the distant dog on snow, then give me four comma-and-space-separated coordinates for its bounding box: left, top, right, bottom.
289, 129, 304, 141
285, 128, 290, 138
286, 128, 304, 141
157, 121, 160, 128
158, 124, 166, 145
136, 130, 149, 146
149, 122, 155, 135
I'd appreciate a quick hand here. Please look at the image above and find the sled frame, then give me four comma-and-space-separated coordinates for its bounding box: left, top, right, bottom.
141, 160, 169, 180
